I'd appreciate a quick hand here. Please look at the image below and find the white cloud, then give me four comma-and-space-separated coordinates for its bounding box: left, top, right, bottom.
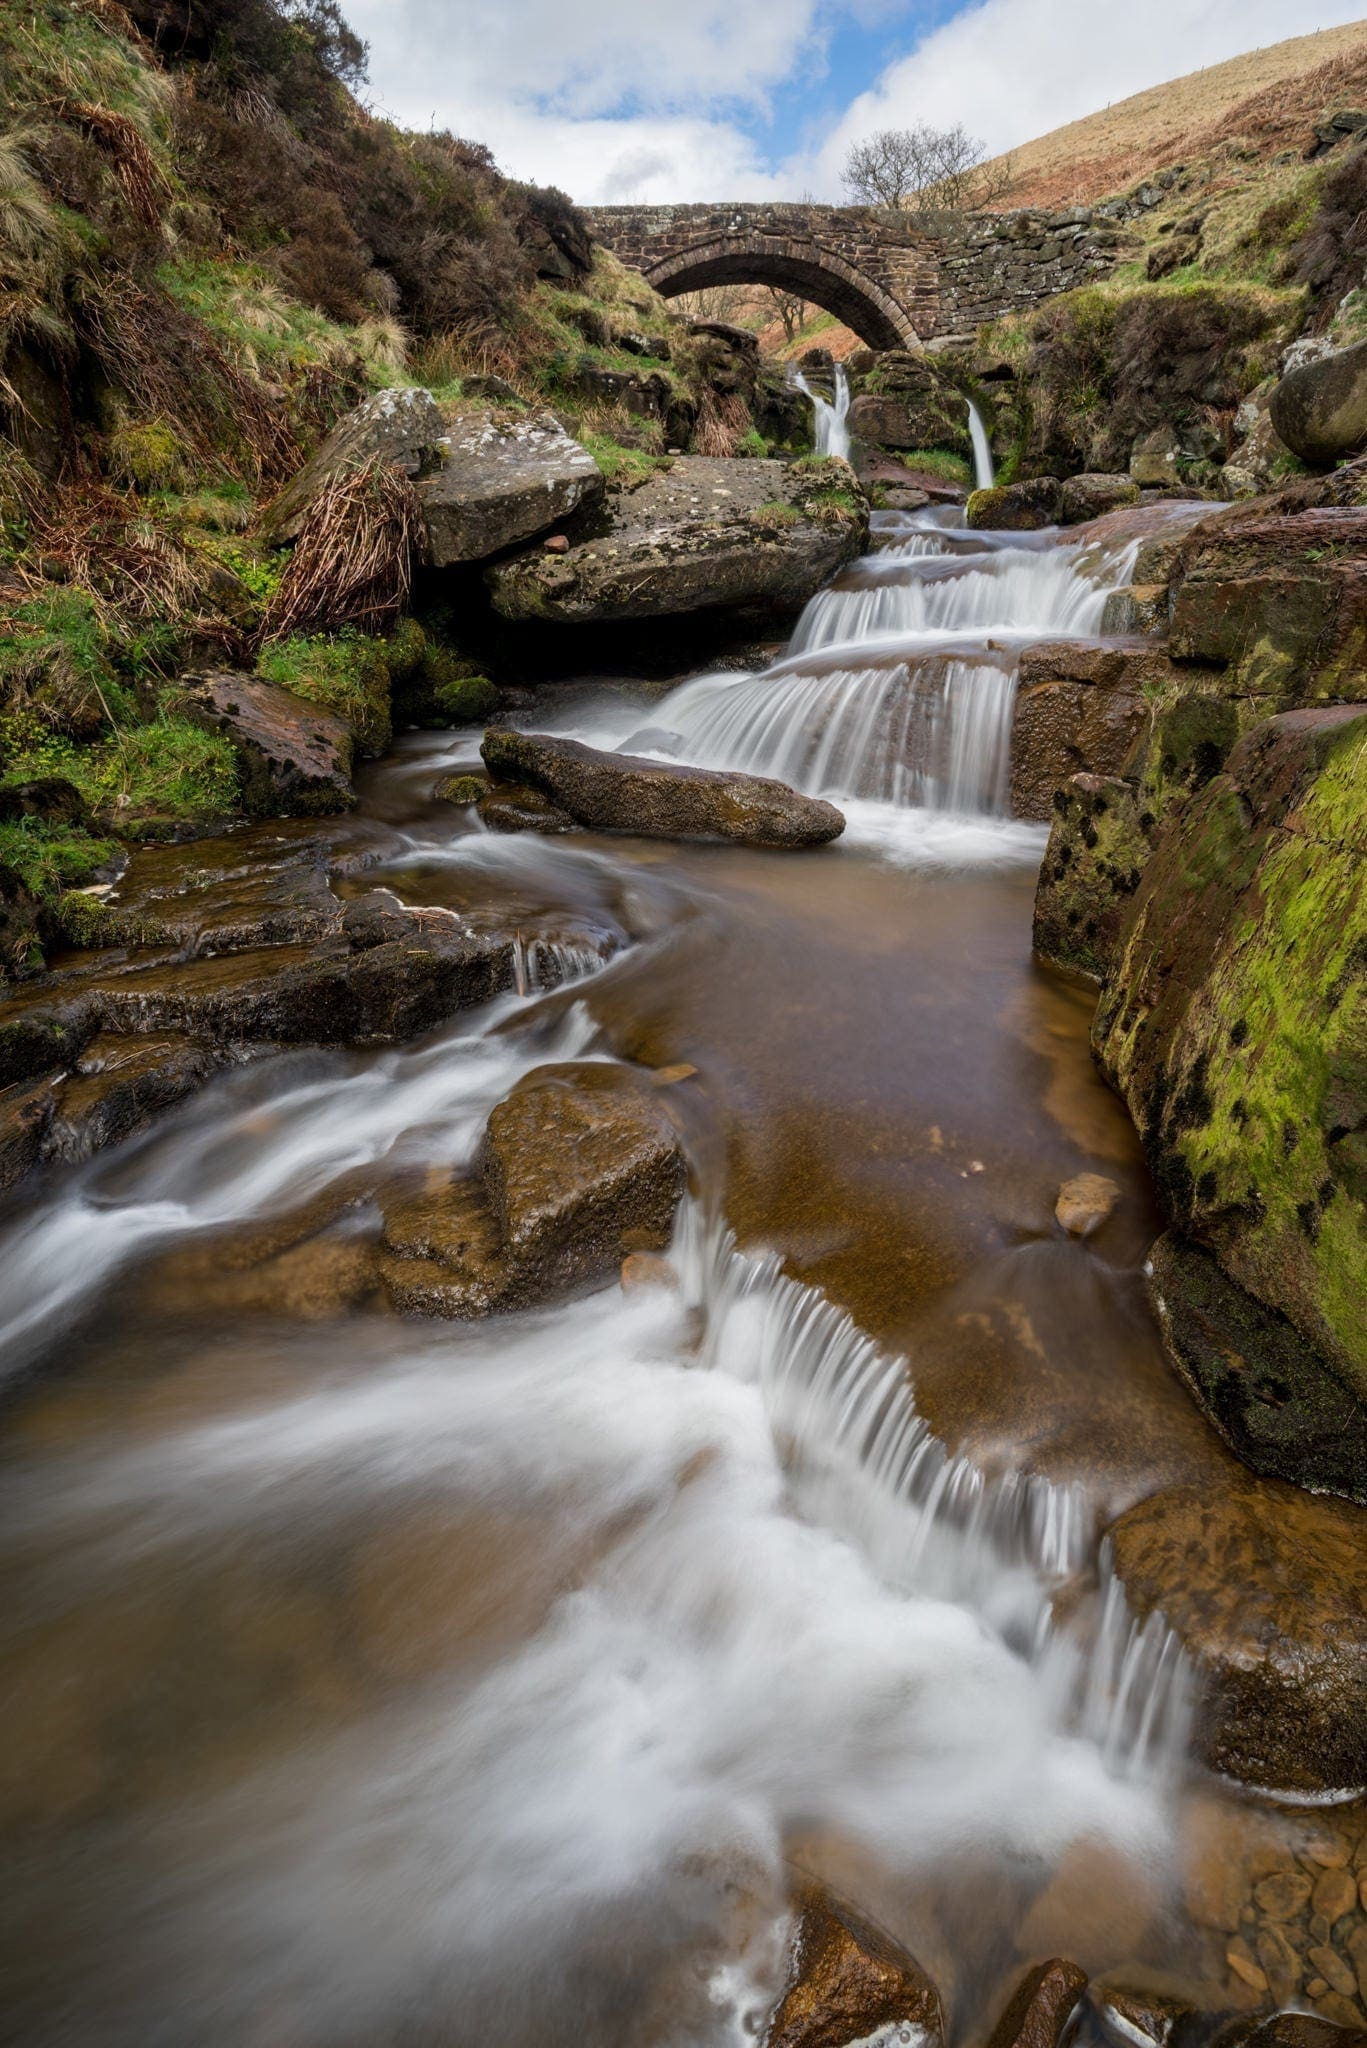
343, 0, 1367, 202
810, 0, 1367, 193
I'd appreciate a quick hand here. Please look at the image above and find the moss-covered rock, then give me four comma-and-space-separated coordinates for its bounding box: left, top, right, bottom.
255, 631, 392, 757
1033, 774, 1152, 981
967, 477, 1062, 530
1094, 706, 1367, 1469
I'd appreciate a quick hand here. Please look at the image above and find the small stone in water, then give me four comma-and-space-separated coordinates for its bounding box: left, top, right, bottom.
1255, 1871, 1314, 1920
650, 1063, 698, 1087
1055, 1173, 1121, 1236
1308, 1946, 1357, 1997
1226, 1939, 1269, 1992
1312, 1866, 1358, 1924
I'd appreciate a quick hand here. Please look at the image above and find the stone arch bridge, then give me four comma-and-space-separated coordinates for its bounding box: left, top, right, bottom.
582, 202, 1138, 348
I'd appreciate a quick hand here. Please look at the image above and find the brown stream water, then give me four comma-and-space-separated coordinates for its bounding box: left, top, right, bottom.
0, 508, 1350, 2048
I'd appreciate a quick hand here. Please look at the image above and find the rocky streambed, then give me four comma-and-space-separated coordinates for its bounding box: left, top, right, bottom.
0, 485, 1364, 2048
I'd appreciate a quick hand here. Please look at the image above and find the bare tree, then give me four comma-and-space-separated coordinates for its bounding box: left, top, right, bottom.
842, 123, 1004, 213
672, 283, 753, 324
762, 284, 808, 344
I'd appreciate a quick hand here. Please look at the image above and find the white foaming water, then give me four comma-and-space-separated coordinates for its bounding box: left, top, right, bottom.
792, 359, 852, 462
967, 396, 996, 491
1, 1198, 1189, 2048
612, 509, 1145, 831
0, 990, 606, 1381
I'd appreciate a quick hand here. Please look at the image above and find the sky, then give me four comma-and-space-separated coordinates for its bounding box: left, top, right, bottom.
342, 0, 1367, 204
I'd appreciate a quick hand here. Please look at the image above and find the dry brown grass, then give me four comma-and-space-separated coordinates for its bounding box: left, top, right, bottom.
54, 98, 168, 229
262, 455, 426, 639
692, 387, 752, 457
981, 22, 1367, 209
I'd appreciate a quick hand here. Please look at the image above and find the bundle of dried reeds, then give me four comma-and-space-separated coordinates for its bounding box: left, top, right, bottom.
692, 385, 752, 458
261, 454, 426, 639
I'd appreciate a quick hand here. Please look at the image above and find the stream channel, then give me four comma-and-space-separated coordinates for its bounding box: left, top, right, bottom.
0, 491, 1303, 2045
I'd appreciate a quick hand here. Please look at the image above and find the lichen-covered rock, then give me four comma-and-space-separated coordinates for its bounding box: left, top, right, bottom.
481, 729, 845, 848
1059, 473, 1140, 525
179, 671, 354, 818
1094, 707, 1367, 1433
418, 407, 603, 566
262, 387, 445, 546
967, 477, 1062, 530
1130, 427, 1181, 488
485, 455, 867, 623
1108, 1471, 1367, 1793
1168, 507, 1367, 701
763, 1887, 943, 2048
1146, 1234, 1367, 1503
1269, 340, 1367, 468
1033, 774, 1152, 980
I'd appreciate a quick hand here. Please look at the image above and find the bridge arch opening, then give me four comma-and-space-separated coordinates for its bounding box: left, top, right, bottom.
643, 235, 919, 352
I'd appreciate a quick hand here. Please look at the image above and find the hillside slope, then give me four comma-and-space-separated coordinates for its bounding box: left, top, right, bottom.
984, 21, 1367, 209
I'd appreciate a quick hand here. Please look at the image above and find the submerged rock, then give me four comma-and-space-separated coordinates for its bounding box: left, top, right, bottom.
418, 407, 603, 566
262, 386, 445, 546
485, 454, 867, 624
179, 671, 355, 818
1055, 1172, 1120, 1236
1270, 341, 1367, 468
1093, 706, 1367, 1471
1108, 1472, 1367, 1794
481, 730, 845, 848
967, 477, 1063, 531
763, 1886, 944, 2048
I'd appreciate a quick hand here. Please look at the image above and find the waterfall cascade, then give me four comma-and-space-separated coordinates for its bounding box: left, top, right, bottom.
625, 505, 1147, 825
792, 359, 852, 462
967, 395, 996, 491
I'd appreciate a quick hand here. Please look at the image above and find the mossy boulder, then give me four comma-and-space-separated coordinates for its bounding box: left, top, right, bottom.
967, 477, 1062, 530
1094, 706, 1367, 1476
179, 671, 355, 817
1269, 339, 1367, 468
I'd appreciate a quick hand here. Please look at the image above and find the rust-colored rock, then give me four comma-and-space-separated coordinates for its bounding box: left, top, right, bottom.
1108, 1471, 1367, 1794
179, 671, 355, 818
983, 1958, 1087, 2048
764, 1887, 943, 2048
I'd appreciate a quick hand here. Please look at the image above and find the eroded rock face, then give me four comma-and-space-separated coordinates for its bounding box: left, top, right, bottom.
1010, 639, 1157, 821
1147, 1235, 1367, 1504
1093, 707, 1367, 1440
848, 353, 972, 458
485, 455, 868, 624
418, 408, 603, 566
481, 729, 845, 848
1270, 342, 1367, 469
1108, 1472, 1367, 1794
1168, 507, 1367, 702
763, 1887, 943, 2048
1032, 774, 1151, 981
967, 477, 1063, 530
179, 672, 355, 818
262, 387, 445, 546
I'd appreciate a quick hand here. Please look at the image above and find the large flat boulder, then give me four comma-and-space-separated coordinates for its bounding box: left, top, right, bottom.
262, 387, 445, 546
1108, 1471, 1367, 1794
1093, 706, 1367, 1462
484, 455, 867, 623
179, 671, 355, 818
417, 408, 603, 565
1270, 341, 1367, 468
481, 729, 845, 848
